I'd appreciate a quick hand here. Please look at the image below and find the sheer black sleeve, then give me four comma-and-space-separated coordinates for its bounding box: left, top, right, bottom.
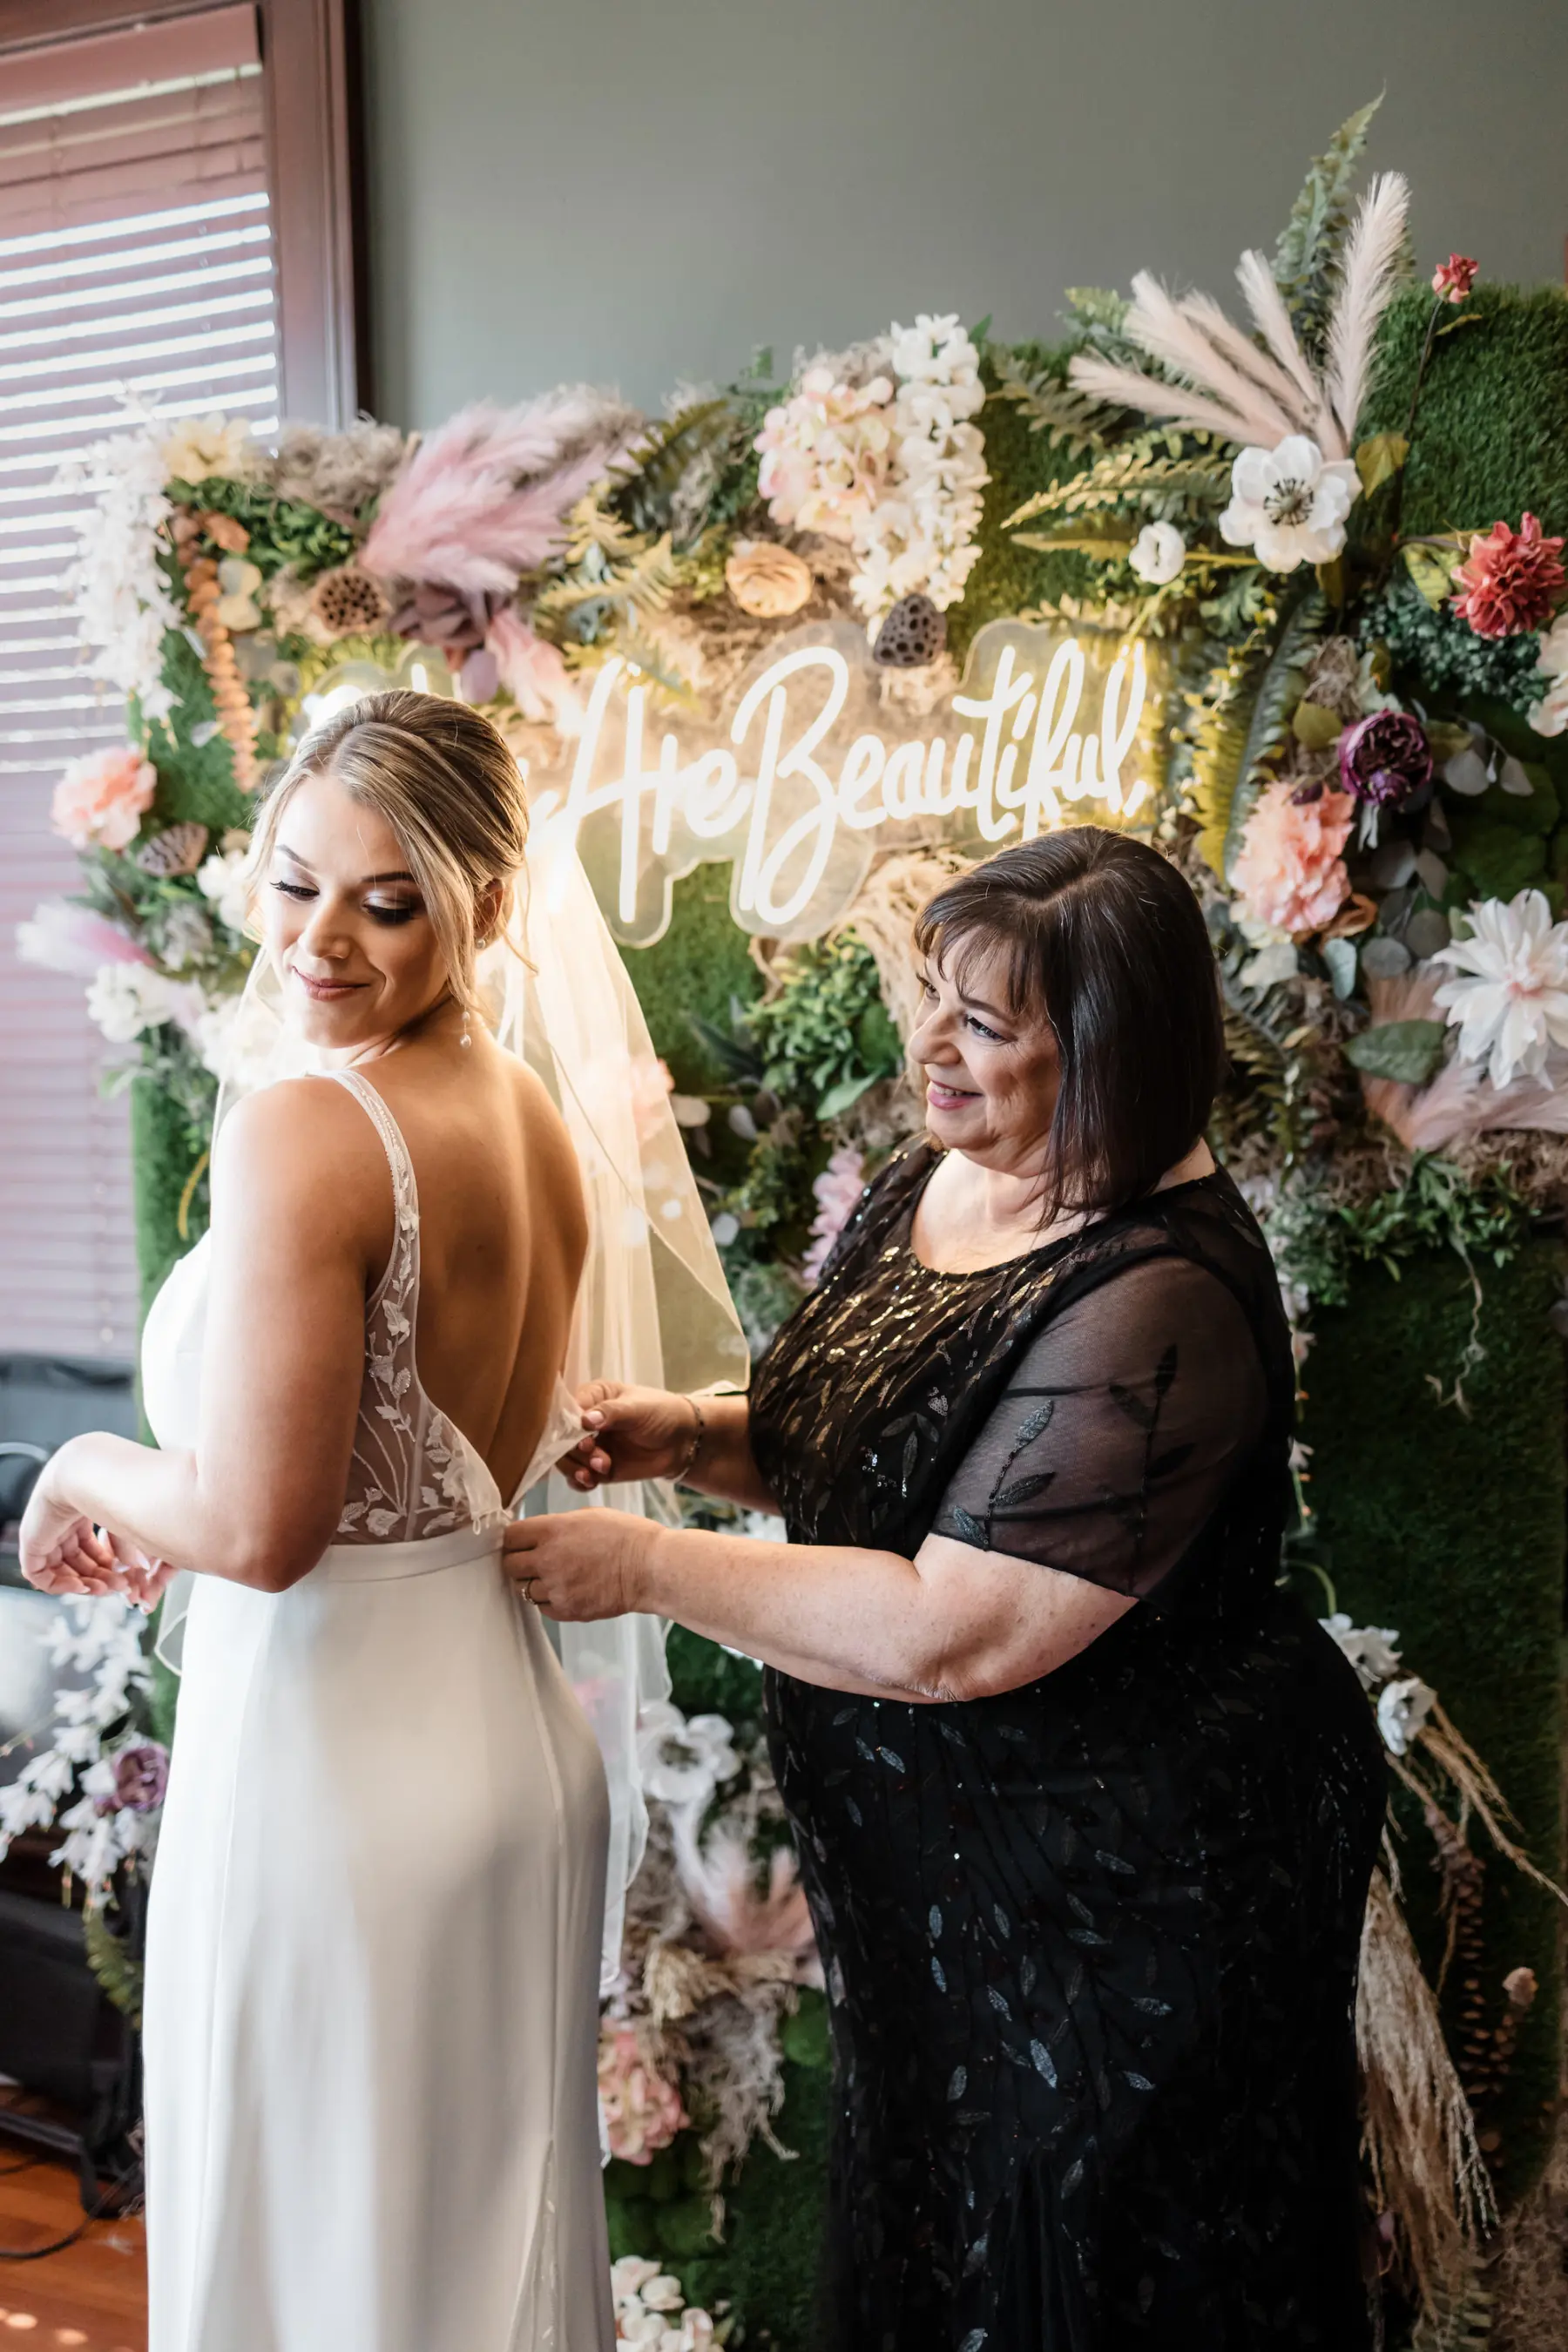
930, 1254, 1268, 1604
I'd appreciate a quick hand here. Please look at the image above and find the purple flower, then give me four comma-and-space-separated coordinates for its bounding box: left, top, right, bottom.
112, 1742, 169, 1814
1338, 711, 1434, 808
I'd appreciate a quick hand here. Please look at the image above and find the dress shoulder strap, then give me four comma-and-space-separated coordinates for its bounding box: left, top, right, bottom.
321, 1068, 419, 1309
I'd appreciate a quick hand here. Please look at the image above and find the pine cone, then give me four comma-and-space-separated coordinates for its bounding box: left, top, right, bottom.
136, 821, 210, 877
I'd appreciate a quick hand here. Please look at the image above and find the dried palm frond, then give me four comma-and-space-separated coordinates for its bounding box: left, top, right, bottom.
1358, 1866, 1497, 2323
841, 848, 973, 1045
1067, 173, 1409, 457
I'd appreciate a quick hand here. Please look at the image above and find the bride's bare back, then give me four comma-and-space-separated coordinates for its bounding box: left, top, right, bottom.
337, 1028, 587, 1502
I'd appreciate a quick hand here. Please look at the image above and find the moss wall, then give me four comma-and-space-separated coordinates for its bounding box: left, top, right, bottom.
1303, 1240, 1566, 2200
1360, 283, 1568, 540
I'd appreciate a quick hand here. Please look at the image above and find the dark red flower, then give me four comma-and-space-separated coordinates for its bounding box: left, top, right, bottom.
1450, 513, 1567, 639
1338, 711, 1433, 808
1431, 254, 1477, 305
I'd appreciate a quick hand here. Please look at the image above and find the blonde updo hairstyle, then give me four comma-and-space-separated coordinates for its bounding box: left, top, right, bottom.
246, 690, 529, 1017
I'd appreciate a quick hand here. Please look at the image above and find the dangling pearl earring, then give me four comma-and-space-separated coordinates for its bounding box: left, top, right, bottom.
459, 1004, 472, 1051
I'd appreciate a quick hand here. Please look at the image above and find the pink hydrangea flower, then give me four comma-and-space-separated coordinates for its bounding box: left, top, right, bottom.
597, 2026, 686, 2165
51, 747, 156, 851
1431, 254, 1477, 304
1232, 783, 1355, 937
801, 1144, 867, 1285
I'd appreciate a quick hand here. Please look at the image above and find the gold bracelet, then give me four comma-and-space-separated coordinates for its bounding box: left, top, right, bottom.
672, 1394, 706, 1486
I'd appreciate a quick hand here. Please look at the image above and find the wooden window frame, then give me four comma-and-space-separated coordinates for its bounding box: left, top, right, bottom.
0, 0, 369, 423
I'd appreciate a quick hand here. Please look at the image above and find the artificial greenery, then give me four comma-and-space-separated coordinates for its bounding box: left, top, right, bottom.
1263, 1155, 1529, 1312
619, 865, 762, 1095
1359, 284, 1568, 542
166, 474, 358, 579
745, 935, 902, 1118
1303, 1243, 1565, 2200
1359, 571, 1548, 712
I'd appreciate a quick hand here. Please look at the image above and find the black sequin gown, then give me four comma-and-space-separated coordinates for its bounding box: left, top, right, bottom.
748, 1146, 1384, 2351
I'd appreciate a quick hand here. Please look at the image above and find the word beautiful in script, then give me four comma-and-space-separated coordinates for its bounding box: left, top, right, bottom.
535, 631, 1152, 930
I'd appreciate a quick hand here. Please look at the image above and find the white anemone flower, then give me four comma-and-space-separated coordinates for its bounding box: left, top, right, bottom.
636, 1700, 740, 1808
1432, 888, 1568, 1087
1128, 521, 1186, 585
1219, 436, 1359, 573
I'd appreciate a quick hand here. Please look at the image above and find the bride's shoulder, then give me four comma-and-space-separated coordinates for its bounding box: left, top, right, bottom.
213, 1077, 386, 1213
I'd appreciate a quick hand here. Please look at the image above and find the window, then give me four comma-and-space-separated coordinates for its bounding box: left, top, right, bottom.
0, 0, 362, 1359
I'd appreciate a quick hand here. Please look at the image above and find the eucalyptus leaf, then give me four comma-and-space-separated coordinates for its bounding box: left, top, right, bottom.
1321, 936, 1359, 999
816, 1071, 878, 1119
1343, 1020, 1447, 1085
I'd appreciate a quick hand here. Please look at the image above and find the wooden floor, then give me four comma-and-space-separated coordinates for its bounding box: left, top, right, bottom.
0, 2154, 145, 2350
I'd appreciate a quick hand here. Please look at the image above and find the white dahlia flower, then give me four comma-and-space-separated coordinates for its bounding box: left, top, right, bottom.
1431, 887, 1568, 1086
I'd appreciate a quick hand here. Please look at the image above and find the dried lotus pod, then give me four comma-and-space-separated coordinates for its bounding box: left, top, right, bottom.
725, 540, 814, 619
135, 821, 209, 877
873, 592, 945, 668
309, 563, 391, 639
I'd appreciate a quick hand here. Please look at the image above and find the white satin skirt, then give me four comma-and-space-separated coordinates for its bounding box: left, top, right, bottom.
142, 1526, 614, 2352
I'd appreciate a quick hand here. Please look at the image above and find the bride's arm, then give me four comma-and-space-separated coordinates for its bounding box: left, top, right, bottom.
21, 1082, 377, 1596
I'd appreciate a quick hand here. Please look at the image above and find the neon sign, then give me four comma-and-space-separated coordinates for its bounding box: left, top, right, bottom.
303, 619, 1166, 946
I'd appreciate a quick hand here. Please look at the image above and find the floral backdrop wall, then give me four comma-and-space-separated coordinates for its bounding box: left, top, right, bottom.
5, 96, 1567, 2349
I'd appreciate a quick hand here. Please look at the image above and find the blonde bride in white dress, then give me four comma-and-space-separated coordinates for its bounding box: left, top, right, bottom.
19, 693, 745, 2351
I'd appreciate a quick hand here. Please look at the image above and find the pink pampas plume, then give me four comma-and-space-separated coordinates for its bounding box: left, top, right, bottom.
486, 607, 585, 733
671, 1810, 819, 1970
17, 899, 153, 978
361, 390, 636, 597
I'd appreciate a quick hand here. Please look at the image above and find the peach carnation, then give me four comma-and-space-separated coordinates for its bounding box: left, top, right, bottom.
1232, 782, 1354, 937
51, 747, 157, 852
1450, 512, 1567, 639
597, 2026, 686, 2166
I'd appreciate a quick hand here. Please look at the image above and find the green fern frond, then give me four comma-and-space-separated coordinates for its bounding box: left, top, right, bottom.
611, 627, 704, 706
989, 348, 1116, 461
1271, 96, 1382, 358
1184, 627, 1274, 875
1220, 587, 1328, 876
558, 490, 645, 567
532, 529, 684, 634
84, 1903, 143, 2028
1063, 287, 1132, 337
611, 400, 740, 539
1004, 447, 1231, 529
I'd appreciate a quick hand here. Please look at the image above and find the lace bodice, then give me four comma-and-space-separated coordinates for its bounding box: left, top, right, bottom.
328, 1070, 508, 1544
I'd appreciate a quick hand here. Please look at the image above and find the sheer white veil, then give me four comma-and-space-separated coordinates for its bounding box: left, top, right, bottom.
155, 820, 747, 1992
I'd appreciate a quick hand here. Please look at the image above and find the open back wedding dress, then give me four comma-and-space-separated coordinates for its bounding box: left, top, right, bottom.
137, 836, 747, 2352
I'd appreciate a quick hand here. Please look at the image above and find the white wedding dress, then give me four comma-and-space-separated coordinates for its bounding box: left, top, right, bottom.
139, 1067, 615, 2352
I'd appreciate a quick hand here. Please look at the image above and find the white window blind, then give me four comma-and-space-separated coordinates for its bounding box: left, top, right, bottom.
0, 4, 280, 1360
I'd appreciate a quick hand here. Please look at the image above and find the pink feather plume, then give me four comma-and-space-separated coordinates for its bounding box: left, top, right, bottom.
361, 393, 630, 595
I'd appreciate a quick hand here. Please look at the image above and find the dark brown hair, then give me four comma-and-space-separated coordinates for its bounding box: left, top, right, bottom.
912, 828, 1224, 1222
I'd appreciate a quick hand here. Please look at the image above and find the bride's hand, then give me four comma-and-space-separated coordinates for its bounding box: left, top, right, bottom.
19, 1452, 174, 1609
558, 1382, 700, 1490
502, 1508, 659, 1620
19, 1458, 125, 1598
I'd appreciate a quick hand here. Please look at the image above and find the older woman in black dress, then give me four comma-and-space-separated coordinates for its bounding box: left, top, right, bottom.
508, 828, 1385, 2351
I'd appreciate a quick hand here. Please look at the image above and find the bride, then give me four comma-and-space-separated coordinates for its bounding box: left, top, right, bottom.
19, 692, 741, 2351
